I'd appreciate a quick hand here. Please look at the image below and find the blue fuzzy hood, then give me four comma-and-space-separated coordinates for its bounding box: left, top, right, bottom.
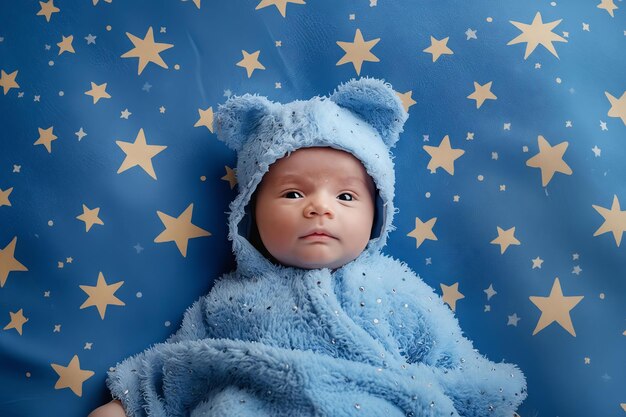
214, 77, 408, 276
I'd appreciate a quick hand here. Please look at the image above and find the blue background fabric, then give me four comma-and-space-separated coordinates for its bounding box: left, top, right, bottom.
0, 1, 624, 416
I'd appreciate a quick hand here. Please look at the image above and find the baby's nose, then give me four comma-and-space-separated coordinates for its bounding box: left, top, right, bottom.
304, 196, 334, 217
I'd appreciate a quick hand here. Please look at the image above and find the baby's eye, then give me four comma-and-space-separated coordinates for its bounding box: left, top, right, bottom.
338, 193, 354, 201
284, 191, 302, 199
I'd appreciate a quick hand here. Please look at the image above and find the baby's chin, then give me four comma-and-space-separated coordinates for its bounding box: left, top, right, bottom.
277, 255, 356, 271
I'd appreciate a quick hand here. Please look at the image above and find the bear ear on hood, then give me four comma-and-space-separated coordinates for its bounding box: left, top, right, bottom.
330, 77, 408, 149
214, 94, 275, 152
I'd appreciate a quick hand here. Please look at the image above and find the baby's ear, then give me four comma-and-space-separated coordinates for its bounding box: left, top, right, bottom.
214, 94, 275, 152
330, 77, 409, 148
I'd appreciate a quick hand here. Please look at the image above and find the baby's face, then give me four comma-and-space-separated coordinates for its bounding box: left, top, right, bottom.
255, 147, 376, 270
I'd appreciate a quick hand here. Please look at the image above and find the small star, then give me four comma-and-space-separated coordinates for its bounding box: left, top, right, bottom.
121, 27, 173, 75
492, 152, 499, 160
84, 82, 111, 104
34, 126, 58, 153
425, 257, 432, 265
79, 271, 125, 319
120, 108, 132, 119
572, 265, 582, 275
465, 28, 477, 40
504, 123, 511, 130
484, 284, 497, 300
336, 28, 380, 75
466, 132, 474, 140
221, 166, 238, 189
159, 106, 166, 113
13, 165, 21, 173
349, 14, 355, 20
407, 216, 438, 248
0, 37, 4, 42
563, 31, 570, 38
133, 243, 144, 253
37, 0, 60, 22
75, 127, 87, 141
441, 282, 465, 312
599, 120, 608, 130
467, 81, 497, 109
584, 357, 591, 365
423, 36, 454, 62
532, 256, 544, 269
160, 27, 166, 33
453, 195, 460, 202
76, 204, 104, 232
142, 82, 152, 92
484, 305, 491, 312
54, 324, 61, 332
85, 34, 96, 44
0, 70, 20, 95
370, 0, 377, 5
34, 95, 41, 102
84, 342, 93, 350
535, 63, 542, 69
3, 309, 29, 335
275, 82, 282, 89
592, 145, 601, 157
50, 355, 94, 397
66, 257, 73, 263
236, 50, 266, 78
396, 91, 416, 113
572, 253, 580, 260
57, 35, 75, 55
491, 226, 521, 254
423, 135, 429, 142
275, 40, 282, 47
582, 23, 590, 32
423, 135, 465, 175
224, 89, 232, 97
507, 313, 521, 326
44, 291, 50, 297
194, 106, 214, 133
18, 92, 24, 98
565, 120, 572, 127
255, 0, 305, 18
499, 184, 506, 191
45, 44, 51, 50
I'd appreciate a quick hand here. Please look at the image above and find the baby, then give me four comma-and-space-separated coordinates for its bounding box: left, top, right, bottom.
90, 78, 526, 417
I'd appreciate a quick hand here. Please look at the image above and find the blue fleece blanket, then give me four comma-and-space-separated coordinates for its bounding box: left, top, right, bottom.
107, 252, 526, 417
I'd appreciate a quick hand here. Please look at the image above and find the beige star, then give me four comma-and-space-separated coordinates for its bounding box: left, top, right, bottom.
255, 0, 305, 17
0, 187, 13, 207
92, 0, 113, 4
423, 135, 465, 175
597, 0, 618, 17
491, 226, 521, 254
336, 28, 380, 75
406, 216, 438, 248
121, 27, 173, 75
605, 90, 626, 126
194, 106, 214, 133
4, 309, 28, 335
0, 70, 20, 95
79, 272, 125, 319
84, 82, 111, 104
592, 195, 626, 246
154, 203, 211, 257
34, 126, 58, 153
441, 282, 465, 312
57, 35, 75, 55
37, 0, 60, 22
76, 204, 104, 232
50, 355, 95, 397
529, 277, 583, 336
192, 0, 201, 8
423, 36, 454, 62
467, 81, 497, 109
236, 50, 266, 78
116, 128, 167, 180
221, 166, 238, 189
0, 237, 28, 288
396, 90, 416, 113
526, 135, 572, 187
507, 12, 568, 59
532, 256, 544, 269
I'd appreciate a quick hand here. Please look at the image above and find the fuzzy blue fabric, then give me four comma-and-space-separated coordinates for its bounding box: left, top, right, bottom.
106, 78, 527, 417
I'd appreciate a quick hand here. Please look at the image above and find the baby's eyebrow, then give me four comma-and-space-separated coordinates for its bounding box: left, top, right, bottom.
277, 174, 369, 187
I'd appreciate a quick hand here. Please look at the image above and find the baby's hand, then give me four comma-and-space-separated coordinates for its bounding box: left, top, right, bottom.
87, 400, 127, 417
